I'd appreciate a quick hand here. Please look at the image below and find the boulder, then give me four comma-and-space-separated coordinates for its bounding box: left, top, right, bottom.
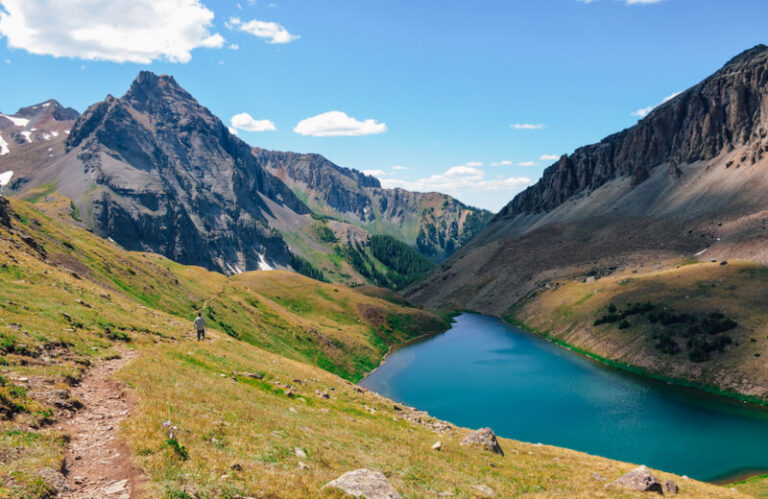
663, 480, 679, 495
606, 466, 662, 494
323, 469, 401, 499
37, 467, 67, 493
460, 428, 504, 456
432, 441, 442, 451
472, 484, 495, 497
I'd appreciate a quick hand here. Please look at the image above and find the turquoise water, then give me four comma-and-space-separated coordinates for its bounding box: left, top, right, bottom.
360, 313, 768, 481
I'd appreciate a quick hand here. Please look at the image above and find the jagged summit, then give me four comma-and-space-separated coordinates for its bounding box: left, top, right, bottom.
721, 43, 768, 70
122, 71, 196, 112
14, 99, 80, 121
496, 45, 768, 219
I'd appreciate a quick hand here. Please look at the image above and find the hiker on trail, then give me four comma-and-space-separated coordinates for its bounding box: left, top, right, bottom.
193, 312, 206, 341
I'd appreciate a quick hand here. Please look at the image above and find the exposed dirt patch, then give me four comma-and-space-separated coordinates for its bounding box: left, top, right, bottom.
56, 349, 147, 498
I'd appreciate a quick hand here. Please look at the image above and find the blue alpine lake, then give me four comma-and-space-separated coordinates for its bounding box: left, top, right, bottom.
360, 313, 768, 482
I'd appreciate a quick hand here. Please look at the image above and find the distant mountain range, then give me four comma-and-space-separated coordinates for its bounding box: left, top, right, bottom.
0, 71, 491, 286
411, 44, 768, 312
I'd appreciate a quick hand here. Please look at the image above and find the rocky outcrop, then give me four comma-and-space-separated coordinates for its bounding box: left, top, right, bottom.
499, 44, 768, 219
460, 427, 504, 455
262, 149, 493, 262
255, 148, 380, 221
606, 466, 663, 494
0, 196, 11, 228
58, 71, 311, 273
323, 469, 401, 499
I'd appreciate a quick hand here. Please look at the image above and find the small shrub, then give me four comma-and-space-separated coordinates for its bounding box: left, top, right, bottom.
618, 320, 630, 330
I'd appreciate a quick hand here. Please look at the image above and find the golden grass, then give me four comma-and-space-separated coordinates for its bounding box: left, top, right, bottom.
512, 261, 768, 404
0, 196, 755, 497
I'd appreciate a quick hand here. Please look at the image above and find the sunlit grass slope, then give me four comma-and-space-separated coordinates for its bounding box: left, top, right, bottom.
509, 261, 768, 404
0, 196, 752, 497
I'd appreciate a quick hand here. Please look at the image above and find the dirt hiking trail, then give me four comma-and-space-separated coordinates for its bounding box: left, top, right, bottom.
57, 349, 147, 498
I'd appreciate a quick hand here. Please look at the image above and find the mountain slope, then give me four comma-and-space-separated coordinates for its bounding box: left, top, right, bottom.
2, 72, 491, 287
257, 147, 494, 262
407, 45, 768, 402
0, 195, 746, 498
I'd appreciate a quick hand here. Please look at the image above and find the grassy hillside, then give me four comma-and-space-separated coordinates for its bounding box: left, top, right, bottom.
0, 196, 753, 497
508, 260, 768, 404
1, 195, 450, 382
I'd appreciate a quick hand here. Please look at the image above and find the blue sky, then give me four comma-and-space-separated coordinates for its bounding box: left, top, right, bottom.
0, 0, 766, 211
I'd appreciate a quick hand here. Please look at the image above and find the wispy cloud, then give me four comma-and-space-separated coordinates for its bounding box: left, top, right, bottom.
391, 165, 409, 171
363, 170, 387, 177
294, 111, 387, 137
539, 154, 560, 161
230, 112, 276, 132
228, 17, 298, 44
381, 162, 532, 196
511, 123, 545, 130
0, 0, 224, 63
516, 161, 536, 167
631, 91, 681, 118
490, 160, 512, 167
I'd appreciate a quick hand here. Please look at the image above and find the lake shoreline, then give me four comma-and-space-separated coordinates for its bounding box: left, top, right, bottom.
362, 312, 768, 486
503, 314, 768, 409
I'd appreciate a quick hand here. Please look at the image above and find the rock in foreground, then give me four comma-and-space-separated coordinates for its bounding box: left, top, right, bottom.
324, 469, 401, 499
607, 466, 663, 494
460, 427, 504, 456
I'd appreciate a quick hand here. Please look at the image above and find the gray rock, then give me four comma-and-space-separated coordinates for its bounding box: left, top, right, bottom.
472, 484, 495, 497
663, 479, 679, 495
37, 467, 67, 493
606, 466, 662, 494
432, 441, 442, 451
460, 428, 504, 456
323, 469, 401, 499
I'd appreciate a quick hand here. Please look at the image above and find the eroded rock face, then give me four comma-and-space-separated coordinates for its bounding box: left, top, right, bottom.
0, 196, 11, 228
606, 466, 663, 494
63, 71, 310, 273
323, 469, 402, 499
460, 427, 504, 456
499, 44, 768, 218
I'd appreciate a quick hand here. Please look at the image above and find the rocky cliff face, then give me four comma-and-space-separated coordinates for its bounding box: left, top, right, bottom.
255, 148, 380, 221
262, 151, 493, 262
500, 44, 768, 219
409, 45, 768, 313
12, 72, 309, 273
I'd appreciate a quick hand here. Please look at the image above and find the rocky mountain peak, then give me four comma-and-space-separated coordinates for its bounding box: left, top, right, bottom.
122, 71, 196, 114
497, 45, 768, 219
14, 99, 80, 121
720, 44, 768, 71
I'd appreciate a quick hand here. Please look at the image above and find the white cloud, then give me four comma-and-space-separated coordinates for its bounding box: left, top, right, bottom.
465, 161, 483, 167
631, 91, 681, 118
516, 161, 536, 167
539, 154, 560, 161
0, 0, 225, 64
227, 126, 239, 135
511, 123, 545, 130
294, 111, 387, 137
228, 16, 298, 44
391, 165, 409, 171
381, 162, 532, 196
363, 169, 387, 177
490, 160, 512, 167
228, 43, 239, 50
230, 112, 276, 132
